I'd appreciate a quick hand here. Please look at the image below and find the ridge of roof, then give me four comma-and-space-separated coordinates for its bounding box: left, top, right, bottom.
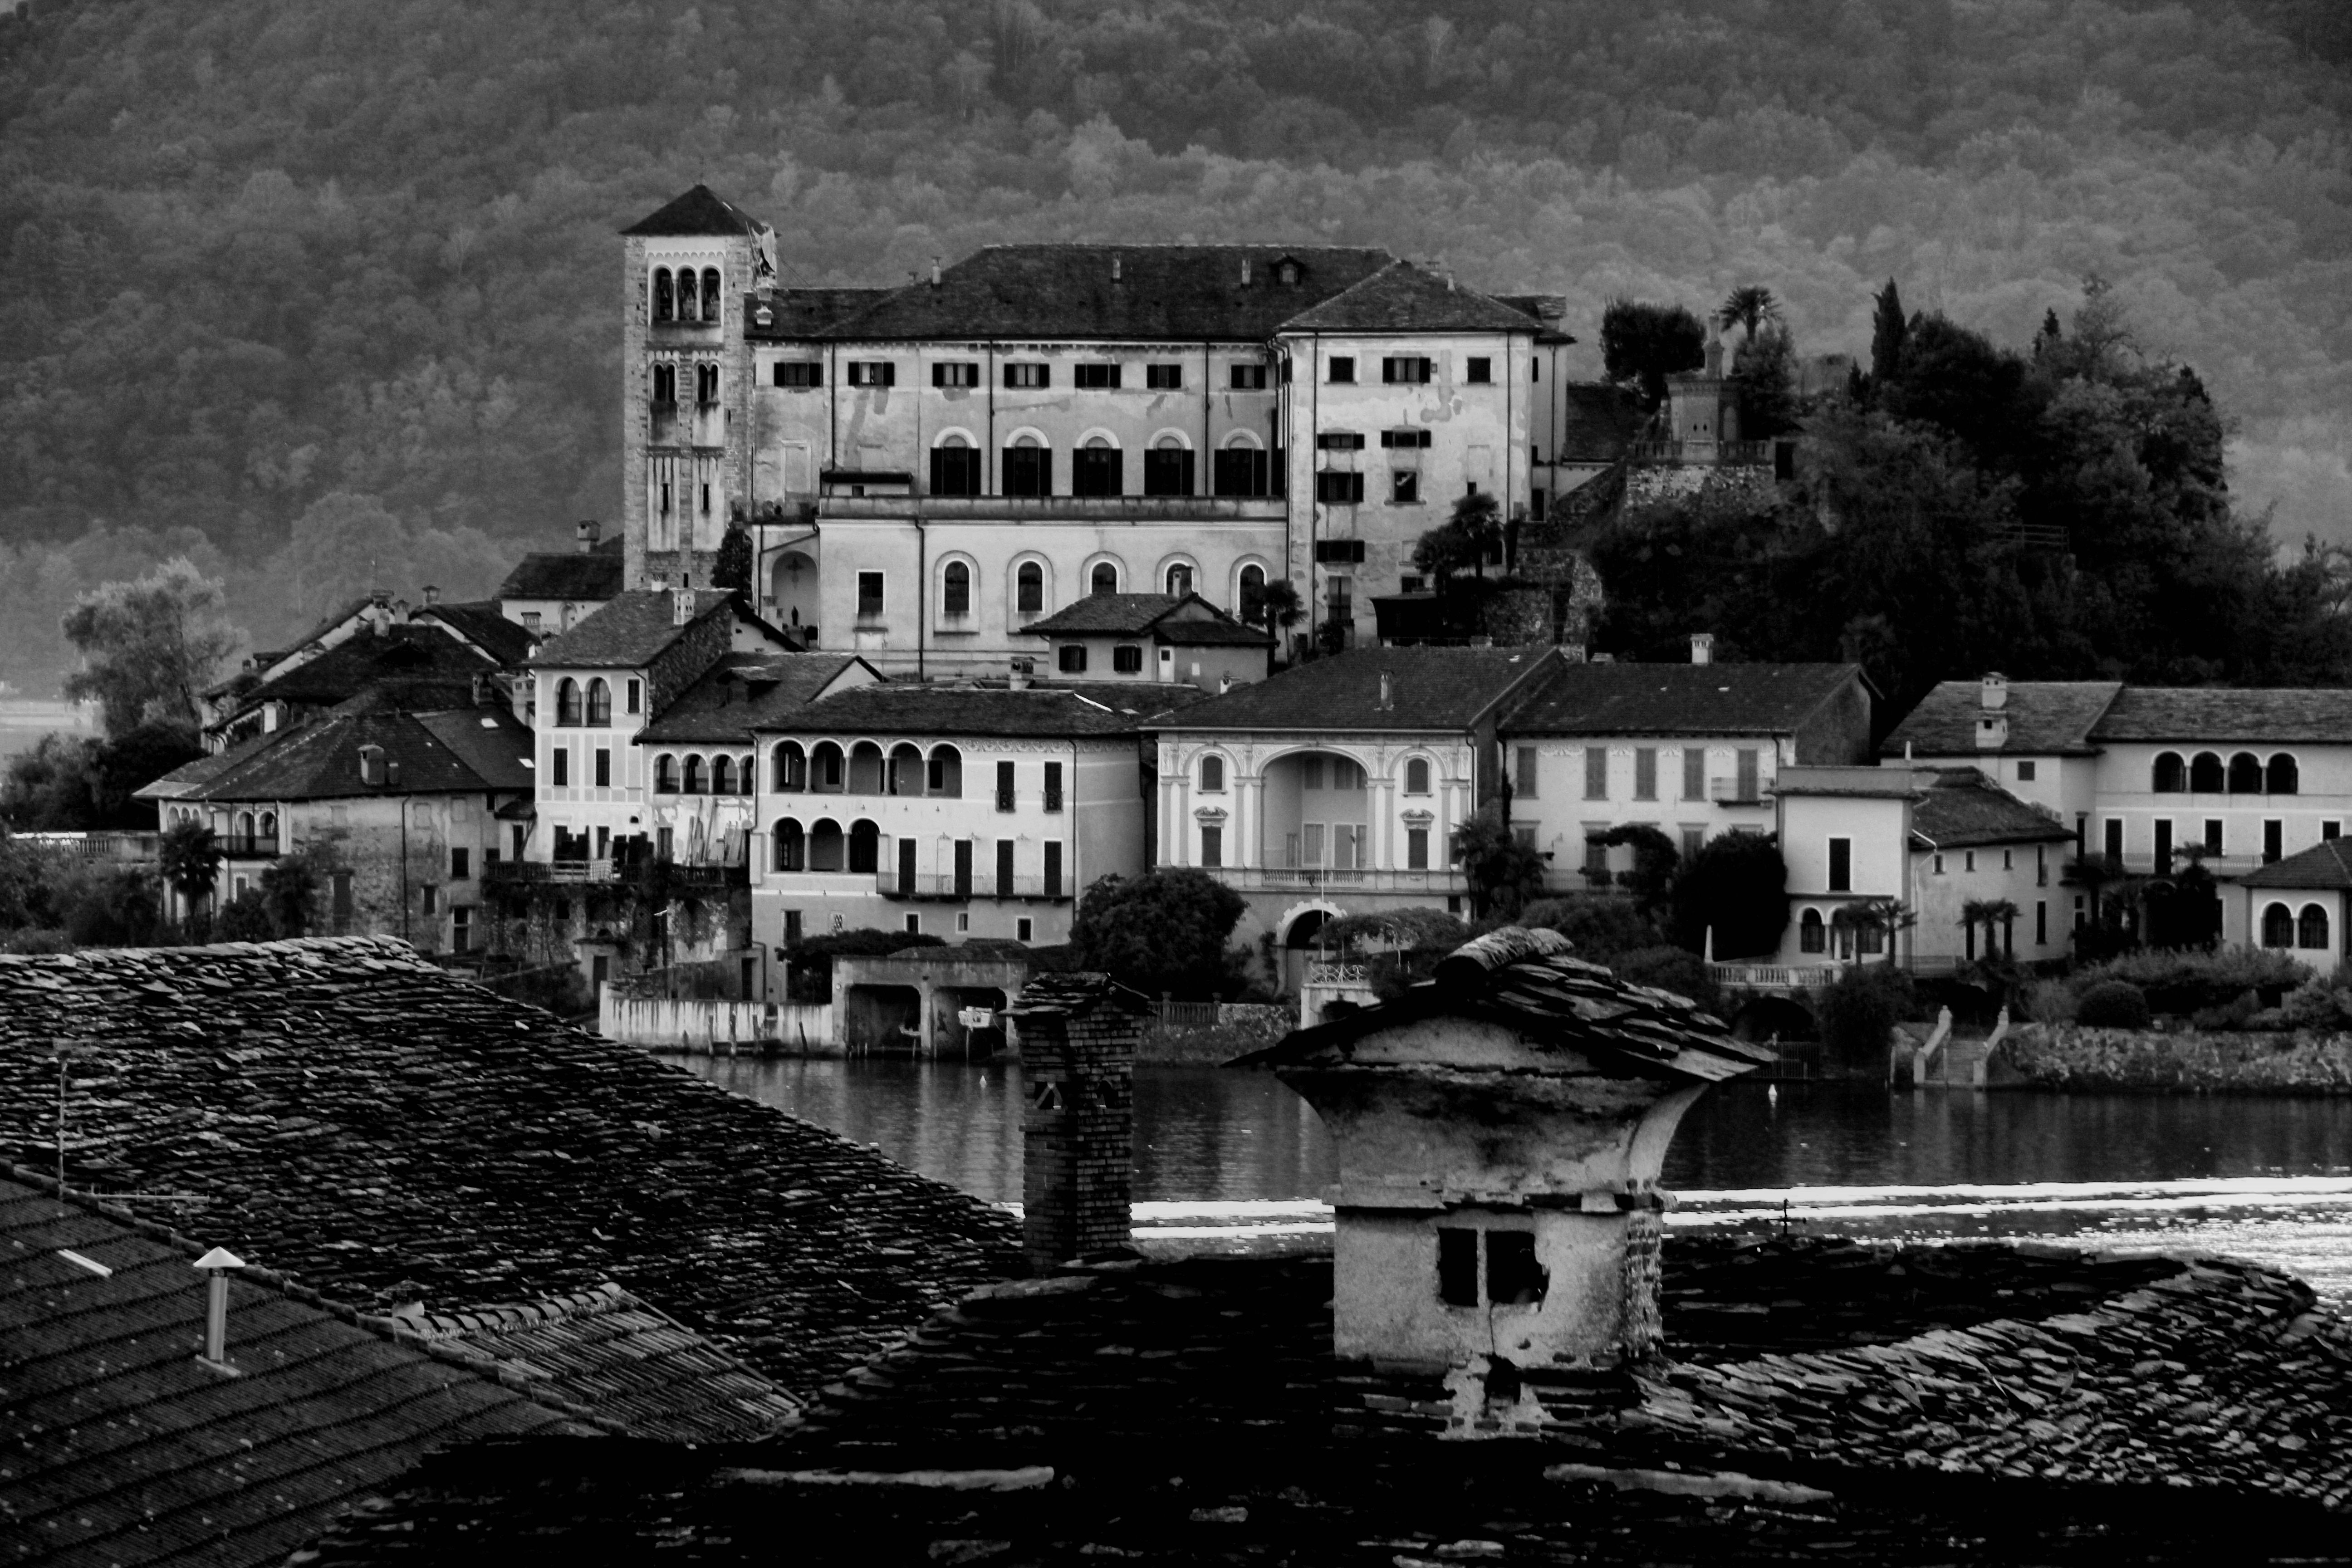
622, 183, 760, 237
2239, 837, 2352, 889
1880, 681, 2124, 758
1502, 660, 1865, 736
529, 589, 755, 669
1275, 258, 1548, 335
1910, 768, 2074, 850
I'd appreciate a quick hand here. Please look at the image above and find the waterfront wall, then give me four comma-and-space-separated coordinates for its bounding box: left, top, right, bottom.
1140, 1002, 1295, 1065
1996, 1022, 2352, 1093
602, 990, 835, 1053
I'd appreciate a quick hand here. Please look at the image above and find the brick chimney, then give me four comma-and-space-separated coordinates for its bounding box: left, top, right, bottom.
1005, 972, 1146, 1272
576, 519, 600, 553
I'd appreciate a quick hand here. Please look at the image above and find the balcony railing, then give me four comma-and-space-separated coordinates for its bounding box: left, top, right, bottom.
484, 858, 746, 892
1708, 777, 1769, 805
217, 835, 280, 858
875, 871, 1068, 901
818, 495, 1286, 524
1304, 960, 1371, 987
1210, 866, 1468, 894
1629, 439, 1773, 466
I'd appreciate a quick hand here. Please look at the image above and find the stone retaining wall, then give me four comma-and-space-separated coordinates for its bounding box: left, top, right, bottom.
1996, 1023, 2352, 1093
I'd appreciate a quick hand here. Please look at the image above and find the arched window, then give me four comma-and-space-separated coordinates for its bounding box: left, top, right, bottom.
653, 269, 673, 323
555, 678, 582, 727
1405, 757, 1431, 795
740, 755, 755, 794
1091, 561, 1119, 595
811, 742, 845, 793
888, 743, 924, 797
773, 818, 805, 872
2300, 903, 2332, 951
928, 744, 962, 798
701, 267, 722, 323
848, 741, 885, 794
2269, 753, 2301, 795
773, 742, 807, 792
1017, 561, 1044, 615
711, 755, 736, 794
682, 754, 706, 795
1238, 563, 1267, 624
585, 678, 612, 726
2262, 902, 2294, 948
1166, 562, 1195, 597
2229, 752, 2263, 794
1073, 433, 1121, 498
2190, 752, 2224, 793
1799, 908, 1826, 954
809, 818, 844, 872
848, 820, 880, 874
676, 268, 698, 323
654, 755, 679, 794
258, 811, 277, 842
942, 560, 972, 617
2152, 752, 2185, 793
1200, 755, 1225, 793
1004, 431, 1051, 498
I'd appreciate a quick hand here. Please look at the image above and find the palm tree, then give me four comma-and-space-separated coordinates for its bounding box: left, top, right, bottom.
1960, 897, 2021, 961
1719, 284, 1782, 343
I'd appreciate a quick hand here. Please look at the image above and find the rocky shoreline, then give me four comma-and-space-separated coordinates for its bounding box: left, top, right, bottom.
1994, 1022, 2352, 1093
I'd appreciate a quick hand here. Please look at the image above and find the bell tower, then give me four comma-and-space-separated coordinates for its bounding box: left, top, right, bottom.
618, 185, 774, 592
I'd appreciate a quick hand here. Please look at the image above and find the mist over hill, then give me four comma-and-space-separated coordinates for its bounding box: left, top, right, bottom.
0, 0, 2346, 691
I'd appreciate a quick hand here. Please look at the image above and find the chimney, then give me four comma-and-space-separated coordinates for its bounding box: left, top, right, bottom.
470, 673, 492, 708
576, 519, 600, 553
1704, 315, 1725, 377
1976, 671, 2010, 750
1690, 632, 1714, 666
1004, 973, 1145, 1272
1111, 254, 1122, 283
192, 1247, 245, 1371
422, 585, 440, 607
931, 255, 942, 287
392, 598, 411, 625
673, 582, 695, 626
1379, 670, 1395, 710
1009, 658, 1031, 692
1219, 672, 1235, 694
358, 744, 386, 786
1240, 256, 1252, 286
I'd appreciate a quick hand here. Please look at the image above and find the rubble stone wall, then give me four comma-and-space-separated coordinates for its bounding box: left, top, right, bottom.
1998, 1023, 2352, 1093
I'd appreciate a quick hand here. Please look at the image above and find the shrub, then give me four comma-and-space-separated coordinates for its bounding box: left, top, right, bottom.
2021, 979, 2078, 1024
2277, 980, 2352, 1033
2075, 979, 2152, 1029
1610, 944, 1721, 1014
1816, 965, 1916, 1063
1669, 831, 1789, 960
2, 927, 74, 954
1324, 906, 1470, 954
1071, 868, 1250, 999
1512, 896, 1660, 964
2072, 948, 2311, 1015
216, 887, 273, 942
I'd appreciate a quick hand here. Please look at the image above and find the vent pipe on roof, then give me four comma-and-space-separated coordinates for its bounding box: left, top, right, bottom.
1379, 670, 1394, 710
1690, 633, 1714, 666
193, 1247, 245, 1372
931, 255, 942, 287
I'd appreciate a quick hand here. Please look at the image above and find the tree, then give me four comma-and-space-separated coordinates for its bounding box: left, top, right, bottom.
1869, 278, 1909, 387
217, 887, 273, 941
712, 521, 753, 591
1410, 490, 1505, 585
1594, 823, 1679, 913
1450, 802, 1548, 921
261, 853, 323, 937
1600, 299, 1707, 409
1668, 832, 1788, 959
1070, 869, 1248, 998
1513, 895, 1661, 962
1718, 284, 1781, 342
1959, 897, 2021, 960
1731, 321, 1798, 439
157, 818, 222, 925
1250, 579, 1305, 641
60, 560, 244, 738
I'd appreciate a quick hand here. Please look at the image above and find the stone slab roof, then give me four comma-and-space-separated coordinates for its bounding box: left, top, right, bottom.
2239, 838, 2352, 890
639, 652, 879, 744
2090, 686, 2352, 744
812, 244, 1394, 343
1502, 660, 1866, 737
529, 589, 751, 670
143, 706, 529, 804
1880, 681, 2122, 757
747, 287, 901, 340
0, 938, 1017, 1396
756, 684, 1150, 740
1554, 382, 1644, 461
414, 601, 534, 666
1149, 646, 1553, 733
236, 627, 499, 711
0, 1170, 591, 1568
1020, 592, 1271, 647
1276, 258, 1544, 335
494, 540, 625, 605
620, 183, 760, 237
1911, 769, 2074, 850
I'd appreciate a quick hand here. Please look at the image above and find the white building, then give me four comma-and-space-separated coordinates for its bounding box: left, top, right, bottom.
1018, 591, 1273, 692
1148, 646, 1558, 985
747, 684, 1157, 963
617, 185, 1570, 672
1884, 676, 2352, 949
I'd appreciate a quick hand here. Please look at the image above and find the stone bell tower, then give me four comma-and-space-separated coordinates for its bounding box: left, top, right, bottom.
619, 185, 775, 594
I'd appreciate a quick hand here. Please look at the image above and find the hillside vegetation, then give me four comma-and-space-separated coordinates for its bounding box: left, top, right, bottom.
0, 0, 2347, 689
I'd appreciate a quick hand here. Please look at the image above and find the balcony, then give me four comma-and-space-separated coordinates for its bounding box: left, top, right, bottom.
818, 495, 1285, 524
1208, 866, 1468, 895
1708, 777, 1769, 806
875, 870, 1068, 902
484, 858, 747, 893
1629, 439, 1774, 466
217, 835, 280, 858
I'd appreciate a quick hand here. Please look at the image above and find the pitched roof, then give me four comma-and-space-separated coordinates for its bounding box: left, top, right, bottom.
620, 183, 760, 237
746, 286, 902, 339
1880, 681, 2123, 757
1274, 259, 1545, 335
237, 626, 499, 710
0, 938, 1015, 1396
1020, 592, 1273, 647
758, 684, 1153, 739
814, 244, 1394, 343
1911, 769, 2074, 850
1556, 382, 1644, 461
2088, 686, 2352, 745
415, 600, 535, 665
153, 706, 530, 803
1150, 646, 1554, 732
0, 1170, 591, 1568
1502, 660, 1865, 737
637, 652, 878, 743
2239, 838, 2352, 890
529, 589, 755, 670
134, 740, 259, 801
496, 542, 626, 604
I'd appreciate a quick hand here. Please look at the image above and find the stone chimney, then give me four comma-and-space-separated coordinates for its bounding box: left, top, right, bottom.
1240, 255, 1252, 286
422, 585, 440, 607
392, 598, 411, 625
1004, 972, 1146, 1272
1378, 670, 1395, 710
1690, 632, 1714, 665
1976, 671, 2010, 750
673, 575, 695, 627
931, 255, 942, 287
1111, 254, 1122, 283
358, 744, 387, 786
1008, 658, 1031, 692
576, 519, 600, 553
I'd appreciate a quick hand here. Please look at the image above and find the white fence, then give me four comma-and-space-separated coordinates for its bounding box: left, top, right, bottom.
599, 990, 835, 1053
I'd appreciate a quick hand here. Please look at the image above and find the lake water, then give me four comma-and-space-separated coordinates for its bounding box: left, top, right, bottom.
683, 1056, 2352, 1299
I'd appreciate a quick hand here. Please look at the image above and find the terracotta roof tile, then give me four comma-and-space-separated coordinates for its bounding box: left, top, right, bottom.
757, 684, 1152, 740
414, 601, 535, 665
529, 590, 763, 670
1020, 593, 1271, 647
158, 706, 529, 803
2090, 686, 2352, 744
237, 627, 499, 710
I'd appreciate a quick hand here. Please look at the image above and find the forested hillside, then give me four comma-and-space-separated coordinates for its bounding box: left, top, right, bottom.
0, 0, 2347, 690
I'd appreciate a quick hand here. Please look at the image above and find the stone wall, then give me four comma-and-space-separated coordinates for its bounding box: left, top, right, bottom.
1624, 462, 1778, 512
1996, 1023, 2352, 1093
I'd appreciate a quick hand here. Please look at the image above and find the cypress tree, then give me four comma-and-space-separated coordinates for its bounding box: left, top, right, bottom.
1870, 279, 1908, 386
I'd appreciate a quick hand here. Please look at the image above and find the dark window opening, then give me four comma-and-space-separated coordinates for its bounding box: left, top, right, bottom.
1465, 356, 1492, 384
932, 361, 979, 388
1072, 446, 1123, 497
1003, 444, 1052, 497
773, 361, 821, 387
1230, 364, 1267, 390
1328, 356, 1355, 383
931, 444, 983, 496
1004, 363, 1050, 389
1112, 644, 1143, 673
1145, 363, 1182, 389
858, 571, 885, 617
1058, 644, 1088, 674
1486, 1230, 1547, 1306
1213, 447, 1271, 497
1075, 363, 1121, 389
1142, 445, 1196, 496
1437, 1227, 1479, 1307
